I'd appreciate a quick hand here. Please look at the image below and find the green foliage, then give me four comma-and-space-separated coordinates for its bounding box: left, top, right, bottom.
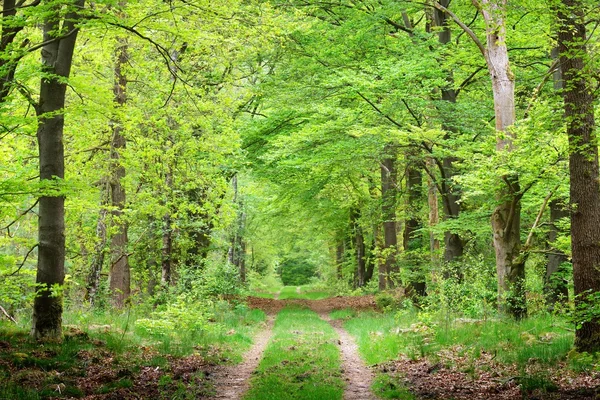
136, 297, 214, 338
279, 259, 317, 286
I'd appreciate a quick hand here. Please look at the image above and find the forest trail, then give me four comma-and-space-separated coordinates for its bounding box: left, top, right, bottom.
321, 313, 379, 400
211, 316, 275, 399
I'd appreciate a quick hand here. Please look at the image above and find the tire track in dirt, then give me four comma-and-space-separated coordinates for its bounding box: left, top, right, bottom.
210, 316, 275, 399
320, 313, 380, 400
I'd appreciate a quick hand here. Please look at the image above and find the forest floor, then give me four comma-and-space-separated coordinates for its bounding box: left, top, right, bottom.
2, 291, 600, 399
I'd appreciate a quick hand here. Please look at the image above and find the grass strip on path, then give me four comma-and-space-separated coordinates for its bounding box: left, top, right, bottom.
244, 306, 344, 400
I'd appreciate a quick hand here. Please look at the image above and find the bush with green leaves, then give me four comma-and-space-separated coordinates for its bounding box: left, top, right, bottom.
136, 296, 215, 337
279, 258, 317, 286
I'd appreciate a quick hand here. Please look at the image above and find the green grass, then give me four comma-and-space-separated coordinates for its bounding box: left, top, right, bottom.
340, 311, 418, 365
0, 301, 266, 398
433, 313, 574, 366
277, 286, 331, 300
338, 310, 576, 368
372, 374, 416, 400
244, 306, 344, 400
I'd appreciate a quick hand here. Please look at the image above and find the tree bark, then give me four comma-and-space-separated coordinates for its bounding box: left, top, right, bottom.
336, 240, 344, 280
433, 0, 463, 264
108, 36, 130, 308
380, 144, 398, 288
351, 208, 366, 287
32, 0, 84, 340
426, 158, 440, 262
557, 0, 600, 352
85, 182, 109, 304
404, 158, 425, 296
479, 0, 524, 319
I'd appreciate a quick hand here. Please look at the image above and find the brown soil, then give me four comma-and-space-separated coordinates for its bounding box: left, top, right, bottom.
322, 314, 380, 400
246, 295, 377, 315
207, 316, 275, 400
382, 355, 600, 400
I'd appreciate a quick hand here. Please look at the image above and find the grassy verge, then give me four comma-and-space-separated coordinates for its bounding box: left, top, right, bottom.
244, 306, 343, 400
331, 309, 582, 399
0, 301, 265, 399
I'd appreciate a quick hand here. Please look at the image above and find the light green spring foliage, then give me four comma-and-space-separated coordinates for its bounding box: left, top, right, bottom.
0, 0, 292, 308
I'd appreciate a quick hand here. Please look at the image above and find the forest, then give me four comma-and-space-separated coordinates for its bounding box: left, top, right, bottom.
1, 0, 600, 399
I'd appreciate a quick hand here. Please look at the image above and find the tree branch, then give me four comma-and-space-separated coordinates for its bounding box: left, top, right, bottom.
524, 185, 558, 249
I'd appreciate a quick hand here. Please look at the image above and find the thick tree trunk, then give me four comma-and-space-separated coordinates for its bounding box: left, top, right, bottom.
480, 0, 524, 319
433, 1, 463, 264
545, 200, 568, 308
380, 144, 398, 288
108, 37, 130, 308
557, 0, 600, 352
32, 1, 84, 340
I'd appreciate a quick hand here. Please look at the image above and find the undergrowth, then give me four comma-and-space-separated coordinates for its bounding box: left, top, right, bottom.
0, 300, 265, 399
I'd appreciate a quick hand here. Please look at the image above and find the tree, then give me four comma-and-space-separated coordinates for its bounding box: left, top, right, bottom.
108, 32, 130, 308
556, 0, 600, 352
32, 0, 84, 340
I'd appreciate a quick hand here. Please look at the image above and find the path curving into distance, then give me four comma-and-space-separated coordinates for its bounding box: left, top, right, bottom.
321, 313, 380, 400
211, 316, 275, 399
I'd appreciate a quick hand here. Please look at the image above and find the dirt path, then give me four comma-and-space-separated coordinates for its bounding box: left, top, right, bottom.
321, 313, 379, 400
210, 316, 275, 399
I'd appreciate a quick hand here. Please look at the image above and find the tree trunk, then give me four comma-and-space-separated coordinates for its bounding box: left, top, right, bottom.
365, 236, 376, 284
480, 0, 524, 319
32, 0, 84, 340
557, 0, 600, 352
426, 158, 440, 261
108, 36, 130, 308
404, 159, 426, 296
381, 144, 398, 288
351, 208, 366, 287
545, 200, 568, 308
433, 0, 464, 264
85, 182, 109, 304
336, 241, 344, 280
160, 168, 173, 288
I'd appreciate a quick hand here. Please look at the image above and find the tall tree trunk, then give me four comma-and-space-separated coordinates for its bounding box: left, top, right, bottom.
557, 0, 600, 352
426, 158, 440, 261
351, 208, 366, 287
479, 0, 524, 318
404, 159, 425, 296
433, 0, 464, 264
365, 236, 376, 284
336, 240, 344, 280
32, 0, 84, 340
381, 144, 398, 288
108, 36, 130, 308
85, 181, 109, 304
161, 169, 173, 287
544, 49, 568, 310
